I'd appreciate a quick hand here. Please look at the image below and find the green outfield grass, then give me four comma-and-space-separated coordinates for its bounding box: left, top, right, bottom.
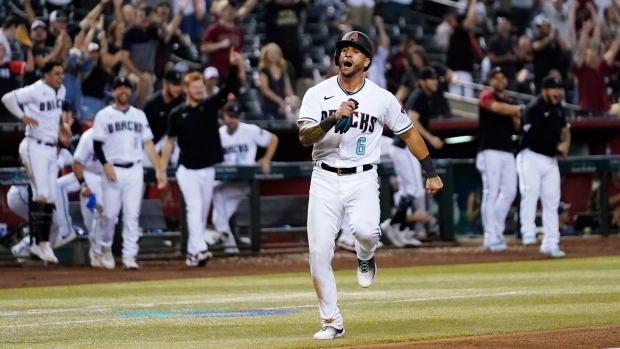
1, 256, 620, 348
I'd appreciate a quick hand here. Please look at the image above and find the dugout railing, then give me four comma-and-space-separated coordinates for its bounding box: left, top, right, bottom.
2, 156, 620, 257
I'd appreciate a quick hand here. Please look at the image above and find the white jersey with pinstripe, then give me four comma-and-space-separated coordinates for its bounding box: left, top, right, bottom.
298, 76, 412, 168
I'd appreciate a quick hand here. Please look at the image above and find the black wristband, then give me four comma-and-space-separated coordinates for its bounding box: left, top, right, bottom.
77, 177, 85, 185
420, 155, 438, 178
319, 114, 337, 133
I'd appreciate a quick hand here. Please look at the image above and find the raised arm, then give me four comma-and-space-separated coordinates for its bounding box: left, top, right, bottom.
163, 0, 188, 43
374, 16, 390, 49
575, 19, 593, 67
604, 27, 620, 66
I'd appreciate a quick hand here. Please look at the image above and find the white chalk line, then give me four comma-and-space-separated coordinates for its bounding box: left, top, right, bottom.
0, 290, 526, 322
0, 319, 104, 328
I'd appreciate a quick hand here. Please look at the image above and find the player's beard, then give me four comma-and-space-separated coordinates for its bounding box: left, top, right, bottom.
340, 61, 362, 79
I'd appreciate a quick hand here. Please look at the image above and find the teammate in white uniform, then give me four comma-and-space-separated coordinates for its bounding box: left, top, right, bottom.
72, 128, 107, 268
1, 60, 69, 263
212, 102, 279, 253
297, 31, 443, 340
517, 76, 570, 257
92, 77, 166, 270
476, 67, 522, 251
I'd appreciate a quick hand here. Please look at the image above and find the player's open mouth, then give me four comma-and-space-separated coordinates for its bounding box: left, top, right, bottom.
343, 61, 353, 68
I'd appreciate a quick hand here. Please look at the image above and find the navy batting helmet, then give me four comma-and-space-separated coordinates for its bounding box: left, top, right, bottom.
334, 31, 373, 72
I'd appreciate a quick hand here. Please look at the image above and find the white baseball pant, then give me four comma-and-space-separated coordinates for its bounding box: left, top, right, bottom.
308, 166, 381, 329
19, 138, 58, 202
476, 149, 517, 245
212, 180, 250, 249
100, 165, 144, 258
8, 177, 76, 244
390, 145, 427, 232
81, 171, 104, 253
516, 148, 561, 250
177, 165, 215, 255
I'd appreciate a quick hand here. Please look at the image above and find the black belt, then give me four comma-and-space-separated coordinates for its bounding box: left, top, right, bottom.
113, 162, 138, 168
28, 137, 56, 147
320, 163, 373, 176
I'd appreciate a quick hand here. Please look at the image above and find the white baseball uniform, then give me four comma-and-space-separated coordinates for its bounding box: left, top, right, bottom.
92, 105, 153, 259
10, 80, 67, 202
298, 76, 412, 329
73, 128, 105, 252
212, 122, 273, 250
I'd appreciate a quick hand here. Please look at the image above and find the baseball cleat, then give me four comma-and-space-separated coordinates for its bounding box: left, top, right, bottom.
380, 219, 405, 247
399, 229, 422, 247
11, 236, 31, 258
486, 240, 507, 252
313, 326, 344, 340
186, 250, 212, 267
357, 257, 376, 288
522, 234, 537, 246
541, 246, 566, 258
100, 250, 116, 269
37, 241, 58, 264
122, 256, 139, 270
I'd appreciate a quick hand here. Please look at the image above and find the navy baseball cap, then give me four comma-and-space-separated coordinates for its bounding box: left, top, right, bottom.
419, 67, 438, 80
163, 69, 182, 85
224, 103, 241, 117
542, 76, 562, 89
488, 67, 506, 80
112, 76, 133, 90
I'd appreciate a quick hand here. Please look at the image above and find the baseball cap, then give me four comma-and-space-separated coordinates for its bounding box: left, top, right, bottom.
542, 75, 563, 89
558, 201, 571, 213
419, 67, 438, 80
203, 66, 219, 80
224, 102, 241, 117
50, 10, 68, 23
112, 76, 133, 90
163, 69, 183, 85
488, 67, 506, 80
31, 20, 47, 31
88, 42, 100, 52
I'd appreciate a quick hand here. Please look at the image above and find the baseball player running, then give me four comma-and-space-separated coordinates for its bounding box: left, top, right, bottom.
160, 48, 242, 267
92, 76, 167, 270
298, 31, 443, 340
517, 75, 570, 257
477, 67, 522, 251
72, 127, 107, 268
1, 60, 69, 264
213, 102, 279, 253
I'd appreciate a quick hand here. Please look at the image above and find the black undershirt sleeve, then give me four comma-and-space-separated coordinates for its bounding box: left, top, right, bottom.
93, 140, 108, 165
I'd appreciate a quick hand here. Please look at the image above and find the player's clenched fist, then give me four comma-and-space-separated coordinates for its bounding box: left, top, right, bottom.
335, 100, 357, 121
425, 176, 443, 195
103, 163, 117, 182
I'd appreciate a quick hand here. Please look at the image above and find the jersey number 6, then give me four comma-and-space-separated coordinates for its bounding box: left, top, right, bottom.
356, 137, 366, 155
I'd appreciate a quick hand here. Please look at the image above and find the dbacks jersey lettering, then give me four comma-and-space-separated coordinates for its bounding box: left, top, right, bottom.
92, 106, 154, 163
219, 123, 272, 165
13, 80, 66, 144
298, 77, 412, 167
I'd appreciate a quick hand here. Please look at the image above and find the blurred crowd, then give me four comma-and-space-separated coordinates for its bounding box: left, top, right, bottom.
1, 0, 619, 125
